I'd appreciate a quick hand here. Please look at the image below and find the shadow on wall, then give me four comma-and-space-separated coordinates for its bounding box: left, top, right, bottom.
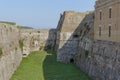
43, 29, 56, 52
56, 12, 94, 63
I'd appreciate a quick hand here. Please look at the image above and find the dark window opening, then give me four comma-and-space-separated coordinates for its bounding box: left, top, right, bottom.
99, 27, 101, 37
100, 11, 102, 20
70, 58, 74, 63
109, 8, 112, 18
109, 26, 111, 37
23, 54, 27, 56
73, 34, 79, 38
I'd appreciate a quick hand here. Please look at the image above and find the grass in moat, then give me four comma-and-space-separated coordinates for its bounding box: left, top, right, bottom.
10, 50, 90, 80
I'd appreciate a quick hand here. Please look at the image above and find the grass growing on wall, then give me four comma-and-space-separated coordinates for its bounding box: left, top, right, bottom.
17, 25, 33, 29
10, 51, 90, 80
19, 40, 24, 52
0, 48, 3, 56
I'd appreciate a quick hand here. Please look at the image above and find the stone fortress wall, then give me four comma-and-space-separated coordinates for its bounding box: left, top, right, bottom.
56, 10, 120, 80
0, 24, 56, 80
0, 10, 120, 80
0, 23, 22, 80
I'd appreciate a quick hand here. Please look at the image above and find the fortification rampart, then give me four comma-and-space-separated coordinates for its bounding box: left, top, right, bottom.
56, 10, 120, 80
0, 23, 22, 80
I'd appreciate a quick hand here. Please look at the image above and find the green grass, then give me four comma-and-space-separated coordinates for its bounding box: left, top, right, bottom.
10, 51, 90, 80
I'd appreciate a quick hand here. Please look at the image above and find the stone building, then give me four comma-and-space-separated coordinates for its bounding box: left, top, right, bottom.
94, 0, 120, 42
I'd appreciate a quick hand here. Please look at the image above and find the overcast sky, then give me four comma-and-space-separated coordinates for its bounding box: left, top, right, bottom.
0, 0, 95, 28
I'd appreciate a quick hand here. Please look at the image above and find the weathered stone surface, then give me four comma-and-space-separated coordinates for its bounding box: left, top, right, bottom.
0, 23, 22, 80
0, 48, 22, 80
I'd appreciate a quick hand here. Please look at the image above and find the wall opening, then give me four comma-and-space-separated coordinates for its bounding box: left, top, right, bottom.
109, 26, 111, 37
73, 34, 79, 38
70, 58, 74, 63
99, 27, 101, 37
100, 11, 102, 20
109, 8, 112, 18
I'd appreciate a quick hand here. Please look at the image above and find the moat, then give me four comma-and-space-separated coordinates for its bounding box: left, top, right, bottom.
10, 51, 89, 80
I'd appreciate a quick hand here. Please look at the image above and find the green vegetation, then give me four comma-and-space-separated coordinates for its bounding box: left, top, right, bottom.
17, 25, 33, 29
0, 48, 3, 56
39, 46, 44, 51
10, 51, 90, 80
19, 40, 24, 52
0, 21, 16, 25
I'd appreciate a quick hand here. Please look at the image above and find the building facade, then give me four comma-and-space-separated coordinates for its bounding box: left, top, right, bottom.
94, 0, 120, 42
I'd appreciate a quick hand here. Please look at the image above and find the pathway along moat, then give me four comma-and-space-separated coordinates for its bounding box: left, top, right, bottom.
10, 51, 90, 80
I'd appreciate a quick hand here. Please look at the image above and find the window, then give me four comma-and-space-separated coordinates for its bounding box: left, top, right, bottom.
73, 33, 79, 38
109, 26, 111, 37
100, 11, 102, 20
73, 35, 79, 38
109, 8, 112, 18
99, 27, 101, 37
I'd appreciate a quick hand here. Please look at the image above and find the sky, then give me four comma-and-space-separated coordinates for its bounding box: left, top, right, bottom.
0, 0, 95, 29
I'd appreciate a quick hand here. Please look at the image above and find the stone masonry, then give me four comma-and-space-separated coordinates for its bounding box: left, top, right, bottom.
56, 10, 120, 80
0, 23, 22, 80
